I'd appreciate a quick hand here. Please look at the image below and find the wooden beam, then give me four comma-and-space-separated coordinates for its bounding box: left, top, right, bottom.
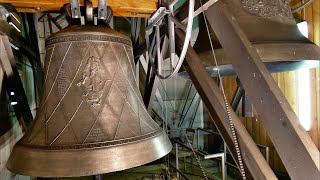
0, 0, 157, 17
175, 29, 276, 180
205, 2, 320, 179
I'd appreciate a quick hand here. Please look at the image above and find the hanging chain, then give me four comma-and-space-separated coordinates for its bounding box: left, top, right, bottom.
199, 0, 247, 179
183, 130, 208, 180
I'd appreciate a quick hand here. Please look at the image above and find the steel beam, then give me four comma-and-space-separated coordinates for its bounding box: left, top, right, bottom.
0, 18, 39, 63
0, 35, 33, 125
144, 34, 168, 114
133, 24, 168, 62
176, 29, 276, 180
205, 3, 320, 179
0, 63, 11, 135
231, 86, 243, 111
138, 55, 174, 128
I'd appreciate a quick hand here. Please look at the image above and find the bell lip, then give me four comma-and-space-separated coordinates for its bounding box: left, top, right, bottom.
6, 129, 172, 178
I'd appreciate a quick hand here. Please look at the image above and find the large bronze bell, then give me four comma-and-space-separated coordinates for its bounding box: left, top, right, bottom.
184, 0, 320, 77
7, 26, 172, 177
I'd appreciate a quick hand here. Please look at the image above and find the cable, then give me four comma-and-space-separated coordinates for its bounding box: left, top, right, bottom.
292, 0, 313, 13
199, 0, 247, 179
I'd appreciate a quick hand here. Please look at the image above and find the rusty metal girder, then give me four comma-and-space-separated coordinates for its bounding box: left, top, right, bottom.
176, 29, 276, 180
205, 2, 320, 179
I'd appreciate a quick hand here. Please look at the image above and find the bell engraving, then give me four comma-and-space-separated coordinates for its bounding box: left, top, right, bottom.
6, 25, 172, 178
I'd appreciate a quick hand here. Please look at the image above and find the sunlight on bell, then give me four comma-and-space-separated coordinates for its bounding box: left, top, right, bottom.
297, 21, 308, 38
298, 68, 312, 131
296, 21, 311, 131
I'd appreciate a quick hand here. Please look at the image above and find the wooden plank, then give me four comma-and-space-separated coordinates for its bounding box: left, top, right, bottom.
309, 0, 320, 151
176, 29, 276, 180
0, 0, 157, 17
205, 2, 320, 179
310, 69, 319, 148
316, 68, 320, 150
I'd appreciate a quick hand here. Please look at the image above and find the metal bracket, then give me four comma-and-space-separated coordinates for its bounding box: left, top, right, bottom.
98, 0, 107, 20
85, 0, 93, 24
146, 7, 169, 34
70, 0, 81, 19
69, 0, 111, 25
145, 0, 195, 79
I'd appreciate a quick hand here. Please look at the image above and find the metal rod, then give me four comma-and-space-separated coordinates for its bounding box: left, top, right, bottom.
221, 152, 226, 180
223, 142, 227, 179
131, 18, 136, 42
197, 127, 270, 165
171, 138, 207, 157
156, 25, 162, 75
177, 82, 192, 124
175, 143, 180, 180
135, 18, 141, 43
170, 15, 186, 32
204, 152, 224, 159
197, 128, 220, 136
178, 91, 197, 127
168, 0, 177, 70
197, 127, 200, 150
182, 0, 219, 23
188, 97, 201, 128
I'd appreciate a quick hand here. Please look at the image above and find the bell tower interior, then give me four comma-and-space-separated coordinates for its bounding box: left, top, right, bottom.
0, 0, 319, 179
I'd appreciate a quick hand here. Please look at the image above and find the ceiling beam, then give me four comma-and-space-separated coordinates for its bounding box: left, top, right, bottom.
0, 0, 157, 17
